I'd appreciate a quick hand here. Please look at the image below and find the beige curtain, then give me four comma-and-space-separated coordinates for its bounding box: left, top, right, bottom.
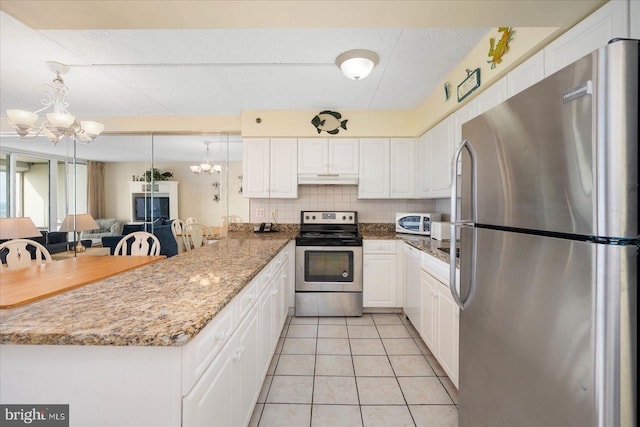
87, 161, 106, 219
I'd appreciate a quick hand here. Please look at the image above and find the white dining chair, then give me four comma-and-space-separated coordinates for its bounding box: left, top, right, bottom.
0, 239, 52, 271
114, 231, 161, 256
185, 223, 214, 249
170, 219, 188, 253
185, 217, 198, 225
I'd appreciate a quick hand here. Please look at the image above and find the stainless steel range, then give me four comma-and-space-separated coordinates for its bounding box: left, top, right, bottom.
295, 211, 363, 317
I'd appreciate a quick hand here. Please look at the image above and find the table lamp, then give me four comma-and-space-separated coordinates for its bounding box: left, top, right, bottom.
58, 213, 99, 252
0, 217, 41, 239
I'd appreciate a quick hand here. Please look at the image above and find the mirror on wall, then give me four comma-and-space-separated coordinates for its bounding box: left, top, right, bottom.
1, 132, 248, 243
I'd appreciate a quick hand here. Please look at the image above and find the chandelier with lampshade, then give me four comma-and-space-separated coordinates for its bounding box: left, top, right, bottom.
190, 141, 222, 175
5, 61, 104, 145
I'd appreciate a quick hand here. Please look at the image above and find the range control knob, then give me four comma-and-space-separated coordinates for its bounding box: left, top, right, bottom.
342, 216, 346, 220
305, 215, 309, 220
312, 215, 316, 220
349, 216, 353, 220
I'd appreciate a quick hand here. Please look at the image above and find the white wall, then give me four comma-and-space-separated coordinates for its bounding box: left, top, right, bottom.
104, 161, 248, 225
22, 163, 49, 227
249, 185, 444, 224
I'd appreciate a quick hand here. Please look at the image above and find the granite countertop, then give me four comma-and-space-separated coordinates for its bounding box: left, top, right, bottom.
0, 232, 295, 347
359, 223, 457, 265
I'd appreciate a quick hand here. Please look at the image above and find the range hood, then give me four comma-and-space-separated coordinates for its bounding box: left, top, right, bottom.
298, 174, 359, 185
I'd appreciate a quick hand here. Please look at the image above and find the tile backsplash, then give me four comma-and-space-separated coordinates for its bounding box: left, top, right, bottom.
249, 185, 450, 223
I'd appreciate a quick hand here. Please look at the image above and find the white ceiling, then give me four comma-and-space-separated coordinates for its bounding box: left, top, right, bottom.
0, 1, 604, 162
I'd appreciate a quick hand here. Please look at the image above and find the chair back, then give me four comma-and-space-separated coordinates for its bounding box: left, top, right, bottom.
222, 215, 243, 226
170, 219, 188, 253
185, 223, 214, 249
114, 231, 161, 256
0, 239, 52, 271
185, 217, 198, 225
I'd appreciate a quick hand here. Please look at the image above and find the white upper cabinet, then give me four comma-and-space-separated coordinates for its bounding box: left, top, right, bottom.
390, 138, 415, 198
243, 138, 297, 199
544, 0, 630, 76
298, 138, 358, 175
328, 138, 359, 174
416, 116, 454, 199
358, 138, 390, 199
473, 76, 507, 117
270, 138, 298, 199
507, 50, 545, 98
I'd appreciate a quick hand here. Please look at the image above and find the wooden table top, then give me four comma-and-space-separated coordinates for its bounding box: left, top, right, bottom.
0, 255, 165, 309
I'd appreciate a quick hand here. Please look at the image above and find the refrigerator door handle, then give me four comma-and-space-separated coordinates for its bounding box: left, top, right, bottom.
450, 139, 477, 309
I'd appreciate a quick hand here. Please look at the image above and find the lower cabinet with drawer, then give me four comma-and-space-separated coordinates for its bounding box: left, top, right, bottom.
363, 240, 399, 307
420, 252, 459, 388
182, 246, 291, 427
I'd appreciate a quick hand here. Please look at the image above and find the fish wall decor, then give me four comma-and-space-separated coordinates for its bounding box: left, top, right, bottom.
311, 111, 348, 135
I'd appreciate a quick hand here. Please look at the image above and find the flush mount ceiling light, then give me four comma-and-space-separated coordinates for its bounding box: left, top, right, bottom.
5, 61, 104, 145
190, 141, 221, 175
335, 49, 379, 80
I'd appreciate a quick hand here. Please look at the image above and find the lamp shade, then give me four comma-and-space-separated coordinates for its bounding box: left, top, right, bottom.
46, 112, 75, 128
336, 49, 379, 80
0, 217, 41, 239
80, 120, 105, 138
58, 213, 99, 232
6, 110, 38, 128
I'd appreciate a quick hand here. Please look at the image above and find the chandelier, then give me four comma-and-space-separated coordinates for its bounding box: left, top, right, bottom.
190, 141, 221, 175
5, 61, 104, 145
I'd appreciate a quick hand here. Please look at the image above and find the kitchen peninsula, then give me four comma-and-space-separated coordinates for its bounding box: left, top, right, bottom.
0, 232, 296, 427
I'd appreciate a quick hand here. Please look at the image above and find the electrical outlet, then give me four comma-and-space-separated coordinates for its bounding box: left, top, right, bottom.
256, 208, 265, 218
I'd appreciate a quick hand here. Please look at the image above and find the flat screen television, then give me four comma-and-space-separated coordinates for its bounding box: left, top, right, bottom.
134, 196, 170, 221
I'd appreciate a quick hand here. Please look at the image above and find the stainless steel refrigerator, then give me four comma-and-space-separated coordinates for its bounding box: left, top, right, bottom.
449, 39, 637, 427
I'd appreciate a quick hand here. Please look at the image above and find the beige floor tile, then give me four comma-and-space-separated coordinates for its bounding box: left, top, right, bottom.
318, 324, 348, 338
382, 338, 421, 355
315, 355, 355, 376
313, 376, 359, 405
353, 355, 395, 377
350, 338, 386, 355
377, 324, 411, 338
398, 377, 453, 405
347, 325, 380, 339
287, 324, 318, 338
312, 405, 363, 427
267, 376, 314, 404
414, 337, 433, 356
318, 316, 347, 325
259, 403, 311, 427
361, 405, 415, 427
281, 338, 317, 355
389, 355, 436, 377
257, 375, 273, 403
356, 377, 405, 405
291, 316, 319, 325
440, 377, 459, 405
409, 405, 458, 427
371, 313, 403, 325
425, 354, 447, 376
275, 354, 316, 376
346, 314, 374, 325
249, 403, 263, 427
404, 321, 421, 338
316, 338, 351, 355
267, 354, 279, 375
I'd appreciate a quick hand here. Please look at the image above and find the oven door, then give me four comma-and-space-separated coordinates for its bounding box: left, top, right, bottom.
296, 246, 363, 292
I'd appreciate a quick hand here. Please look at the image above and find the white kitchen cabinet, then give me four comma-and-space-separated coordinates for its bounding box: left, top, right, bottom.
298, 138, 358, 175
390, 138, 415, 198
358, 138, 390, 198
236, 304, 261, 427
507, 50, 545, 98
416, 116, 455, 199
243, 138, 297, 198
420, 252, 460, 388
473, 76, 507, 116
543, 0, 629, 76
403, 243, 422, 332
363, 240, 398, 307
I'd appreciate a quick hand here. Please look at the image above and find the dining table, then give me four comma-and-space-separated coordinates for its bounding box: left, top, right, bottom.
0, 255, 165, 309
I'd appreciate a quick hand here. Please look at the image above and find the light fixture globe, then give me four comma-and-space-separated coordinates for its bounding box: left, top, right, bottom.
336, 49, 379, 80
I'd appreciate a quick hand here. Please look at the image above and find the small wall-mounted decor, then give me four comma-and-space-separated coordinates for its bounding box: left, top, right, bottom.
488, 27, 515, 69
311, 110, 348, 135
457, 68, 481, 102
444, 81, 452, 101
